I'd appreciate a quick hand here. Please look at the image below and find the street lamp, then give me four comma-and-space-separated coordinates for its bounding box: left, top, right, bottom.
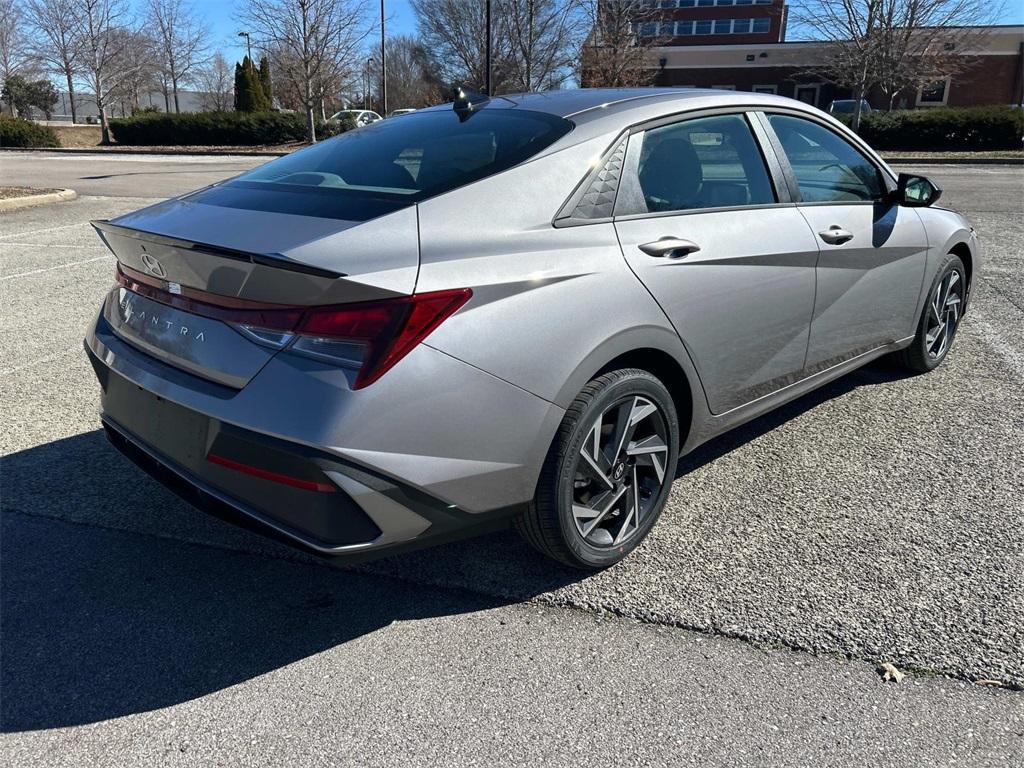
238, 31, 252, 64
379, 0, 387, 115
365, 57, 373, 110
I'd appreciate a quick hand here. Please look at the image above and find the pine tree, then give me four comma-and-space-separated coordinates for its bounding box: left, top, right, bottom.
259, 57, 274, 108
233, 61, 245, 111
234, 56, 271, 112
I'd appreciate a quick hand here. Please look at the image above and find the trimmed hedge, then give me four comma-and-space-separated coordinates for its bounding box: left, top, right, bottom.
857, 106, 1024, 151
108, 111, 353, 146
0, 114, 60, 148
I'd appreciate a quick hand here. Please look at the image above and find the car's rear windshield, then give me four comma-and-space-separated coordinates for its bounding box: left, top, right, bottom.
188, 108, 573, 221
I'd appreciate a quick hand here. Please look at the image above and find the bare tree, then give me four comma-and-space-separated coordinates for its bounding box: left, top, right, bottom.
794, 0, 1005, 129
499, 0, 578, 91
196, 51, 233, 111
1, 0, 35, 114
244, 0, 370, 142
24, 0, 83, 121
108, 28, 160, 116
364, 35, 444, 111
77, 0, 141, 143
871, 0, 1003, 110
578, 0, 661, 88
411, 0, 513, 93
147, 0, 207, 113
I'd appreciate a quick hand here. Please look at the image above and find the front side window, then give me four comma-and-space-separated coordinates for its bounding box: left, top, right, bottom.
189, 108, 572, 221
767, 114, 883, 202
616, 114, 776, 215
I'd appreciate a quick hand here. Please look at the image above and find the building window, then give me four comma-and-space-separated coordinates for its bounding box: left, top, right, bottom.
697, 0, 715, 6
713, 84, 737, 90
658, 16, 775, 36
636, 22, 658, 37
917, 77, 950, 106
753, 85, 778, 94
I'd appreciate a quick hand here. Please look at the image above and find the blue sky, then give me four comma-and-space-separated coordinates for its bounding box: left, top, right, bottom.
200, 0, 1021, 64
205, 1, 419, 64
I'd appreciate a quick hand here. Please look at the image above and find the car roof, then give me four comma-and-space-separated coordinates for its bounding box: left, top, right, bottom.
418, 87, 824, 126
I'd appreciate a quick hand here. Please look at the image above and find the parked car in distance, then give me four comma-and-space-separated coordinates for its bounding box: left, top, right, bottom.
329, 109, 381, 127
828, 99, 873, 116
86, 88, 978, 570
388, 108, 417, 118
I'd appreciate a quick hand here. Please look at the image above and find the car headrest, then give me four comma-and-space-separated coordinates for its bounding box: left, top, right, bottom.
638, 138, 703, 211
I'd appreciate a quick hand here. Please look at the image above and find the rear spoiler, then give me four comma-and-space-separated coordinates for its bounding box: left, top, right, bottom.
90, 219, 346, 280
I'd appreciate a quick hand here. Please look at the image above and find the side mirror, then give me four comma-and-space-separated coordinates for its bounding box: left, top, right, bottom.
896, 172, 942, 207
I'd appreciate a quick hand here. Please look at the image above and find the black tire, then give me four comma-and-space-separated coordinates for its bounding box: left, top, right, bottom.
894, 253, 966, 373
515, 369, 679, 570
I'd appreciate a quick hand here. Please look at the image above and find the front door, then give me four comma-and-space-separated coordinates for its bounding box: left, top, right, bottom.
612, 112, 820, 415
764, 113, 928, 373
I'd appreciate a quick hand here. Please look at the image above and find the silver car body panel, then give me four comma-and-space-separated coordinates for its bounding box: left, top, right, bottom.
84, 88, 980, 558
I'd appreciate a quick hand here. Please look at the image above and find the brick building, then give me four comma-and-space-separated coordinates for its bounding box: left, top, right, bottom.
627, 15, 1024, 109
633, 0, 788, 46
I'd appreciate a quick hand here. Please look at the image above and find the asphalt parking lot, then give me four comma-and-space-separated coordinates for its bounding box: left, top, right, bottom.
2, 153, 1023, 766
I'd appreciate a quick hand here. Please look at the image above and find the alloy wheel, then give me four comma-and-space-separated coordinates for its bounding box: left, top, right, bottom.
926, 270, 962, 360
572, 396, 670, 549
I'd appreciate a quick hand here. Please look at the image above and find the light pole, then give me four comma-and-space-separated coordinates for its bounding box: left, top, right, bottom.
379, 0, 387, 115
237, 31, 252, 64
485, 0, 491, 95
364, 57, 373, 110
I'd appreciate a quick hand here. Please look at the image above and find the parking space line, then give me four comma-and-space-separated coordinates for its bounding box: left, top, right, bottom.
0, 221, 91, 241
1, 344, 82, 376
1, 255, 112, 281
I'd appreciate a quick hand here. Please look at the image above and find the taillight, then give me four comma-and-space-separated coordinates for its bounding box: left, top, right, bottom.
116, 264, 471, 387
290, 289, 472, 388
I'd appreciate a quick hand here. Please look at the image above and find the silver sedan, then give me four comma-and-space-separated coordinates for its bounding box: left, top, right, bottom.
86, 88, 979, 569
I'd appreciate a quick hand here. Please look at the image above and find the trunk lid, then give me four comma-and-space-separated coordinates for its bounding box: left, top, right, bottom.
93, 198, 420, 389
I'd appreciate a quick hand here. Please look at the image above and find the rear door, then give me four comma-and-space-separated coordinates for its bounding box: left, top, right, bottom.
761, 112, 927, 372
612, 111, 819, 415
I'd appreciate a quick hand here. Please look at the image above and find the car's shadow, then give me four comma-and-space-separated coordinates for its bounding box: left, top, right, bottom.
675, 358, 912, 477
1, 359, 912, 732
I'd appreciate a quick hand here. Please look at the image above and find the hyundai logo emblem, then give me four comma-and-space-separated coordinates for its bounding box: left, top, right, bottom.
140, 251, 167, 278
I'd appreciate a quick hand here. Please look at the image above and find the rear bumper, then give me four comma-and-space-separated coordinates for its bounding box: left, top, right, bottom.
85, 307, 563, 558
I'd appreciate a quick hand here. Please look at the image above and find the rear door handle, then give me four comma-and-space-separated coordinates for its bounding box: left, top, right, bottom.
818, 225, 854, 245
638, 237, 701, 258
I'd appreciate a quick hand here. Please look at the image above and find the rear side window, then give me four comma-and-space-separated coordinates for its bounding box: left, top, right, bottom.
615, 113, 776, 216
190, 109, 572, 221
767, 114, 883, 202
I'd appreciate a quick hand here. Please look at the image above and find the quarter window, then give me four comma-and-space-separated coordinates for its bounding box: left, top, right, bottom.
616, 114, 776, 215
767, 114, 883, 202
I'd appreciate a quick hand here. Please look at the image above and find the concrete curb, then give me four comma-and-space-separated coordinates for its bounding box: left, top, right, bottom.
0, 146, 288, 157
0, 188, 77, 212
884, 156, 1024, 165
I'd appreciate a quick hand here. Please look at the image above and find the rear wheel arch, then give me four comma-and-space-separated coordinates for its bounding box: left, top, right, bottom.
592, 348, 695, 449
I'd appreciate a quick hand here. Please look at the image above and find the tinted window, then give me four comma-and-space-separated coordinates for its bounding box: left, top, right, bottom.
768, 114, 883, 202
194, 108, 572, 221
616, 114, 776, 215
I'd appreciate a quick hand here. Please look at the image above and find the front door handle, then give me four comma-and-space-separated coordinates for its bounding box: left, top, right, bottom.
818, 225, 854, 245
638, 237, 701, 258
